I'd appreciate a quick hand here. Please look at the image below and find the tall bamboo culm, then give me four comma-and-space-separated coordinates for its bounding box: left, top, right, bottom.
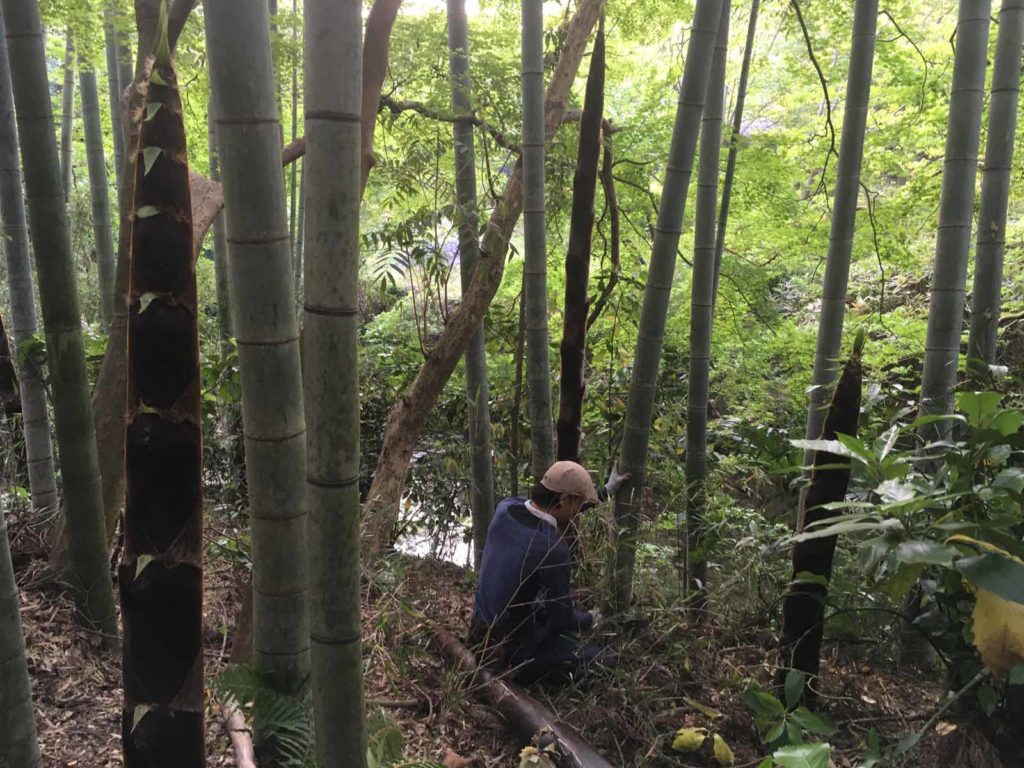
967, 0, 1024, 378
448, 0, 496, 569
522, 0, 554, 479
918, 0, 990, 441
1, 0, 117, 635
711, 0, 759, 302
608, 0, 724, 611
102, 4, 126, 200
79, 69, 117, 331
205, 0, 311, 752
59, 34, 74, 203
684, 0, 730, 607
0, 5, 57, 519
802, 0, 878, 452
119, 8, 205, 761
304, 0, 367, 763
0, 494, 41, 767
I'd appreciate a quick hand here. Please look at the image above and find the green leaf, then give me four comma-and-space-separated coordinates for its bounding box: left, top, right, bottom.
895, 540, 959, 567
991, 409, 1024, 437
784, 670, 805, 709
789, 707, 836, 736
145, 102, 163, 121
977, 684, 999, 716
132, 704, 152, 733
742, 686, 785, 718
956, 552, 1024, 604
142, 146, 162, 175
1008, 663, 1024, 686
772, 742, 831, 768
956, 391, 1002, 429
836, 433, 874, 463
790, 438, 859, 460
993, 467, 1024, 494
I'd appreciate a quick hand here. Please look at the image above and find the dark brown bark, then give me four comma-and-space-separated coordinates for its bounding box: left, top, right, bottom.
557, 20, 605, 462
365, 0, 604, 551
362, 0, 403, 189
119, 27, 205, 764
432, 630, 615, 768
586, 138, 620, 332
778, 330, 864, 691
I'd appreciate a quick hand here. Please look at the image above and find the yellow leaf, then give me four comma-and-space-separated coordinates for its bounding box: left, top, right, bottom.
671, 727, 706, 753
712, 734, 735, 766
682, 696, 722, 719
971, 587, 1024, 680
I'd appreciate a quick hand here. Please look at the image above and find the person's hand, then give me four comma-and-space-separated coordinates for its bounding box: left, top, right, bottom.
603, 463, 631, 498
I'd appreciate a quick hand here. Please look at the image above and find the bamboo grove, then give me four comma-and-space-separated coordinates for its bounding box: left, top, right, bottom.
0, 0, 1023, 765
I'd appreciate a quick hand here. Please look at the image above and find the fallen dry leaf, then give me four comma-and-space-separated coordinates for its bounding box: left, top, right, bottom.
443, 747, 473, 768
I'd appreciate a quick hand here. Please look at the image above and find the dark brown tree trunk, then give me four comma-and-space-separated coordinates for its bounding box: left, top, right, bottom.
556, 19, 605, 463
778, 331, 864, 692
118, 15, 205, 765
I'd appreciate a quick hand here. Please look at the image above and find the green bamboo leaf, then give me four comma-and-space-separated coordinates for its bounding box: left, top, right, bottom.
772, 743, 831, 768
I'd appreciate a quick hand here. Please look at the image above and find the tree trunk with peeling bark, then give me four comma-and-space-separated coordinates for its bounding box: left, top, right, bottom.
364, 0, 603, 554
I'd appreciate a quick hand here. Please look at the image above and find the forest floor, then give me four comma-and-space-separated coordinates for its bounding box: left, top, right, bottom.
11, 517, 972, 768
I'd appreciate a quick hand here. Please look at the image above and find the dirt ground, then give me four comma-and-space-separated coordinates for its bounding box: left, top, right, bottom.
11, 518, 972, 768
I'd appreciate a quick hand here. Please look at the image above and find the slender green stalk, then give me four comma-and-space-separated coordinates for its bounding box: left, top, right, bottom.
966, 0, 1024, 379
557, 18, 605, 464
711, 0, 759, 303
918, 0, 990, 440
59, 33, 74, 203
608, 0, 724, 611
103, 3, 126, 199
304, 0, 367, 763
0, 6, 57, 518
206, 96, 231, 343
2, 0, 117, 635
288, 0, 298, 291
79, 69, 116, 331
0, 495, 41, 768
206, 0, 311, 751
522, 0, 554, 479
448, 0, 495, 569
120, 8, 205, 759
803, 0, 878, 452
684, 0, 730, 606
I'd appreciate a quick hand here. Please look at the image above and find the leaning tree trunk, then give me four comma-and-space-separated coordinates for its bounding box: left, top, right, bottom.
103, 3, 126, 201
607, 0, 724, 611
684, 0, 730, 607
206, 96, 231, 343
448, 0, 496, 570
711, 0, 759, 303
802, 0, 878, 460
79, 68, 117, 331
1, 0, 117, 636
778, 331, 864, 694
0, 493, 41, 767
966, 0, 1024, 381
365, 0, 602, 552
119, 13, 205, 762
557, 18, 605, 464
59, 33, 74, 203
522, 0, 554, 479
0, 7, 57, 518
918, 0, 991, 441
304, 0, 367, 763
206, 0, 311, 755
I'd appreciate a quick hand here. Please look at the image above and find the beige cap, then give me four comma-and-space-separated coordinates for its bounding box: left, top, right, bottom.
541, 461, 599, 505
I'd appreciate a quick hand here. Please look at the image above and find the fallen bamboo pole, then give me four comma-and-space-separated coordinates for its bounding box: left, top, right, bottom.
431, 630, 616, 768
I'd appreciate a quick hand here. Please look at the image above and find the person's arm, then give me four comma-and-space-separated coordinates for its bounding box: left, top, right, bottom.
537, 541, 593, 632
